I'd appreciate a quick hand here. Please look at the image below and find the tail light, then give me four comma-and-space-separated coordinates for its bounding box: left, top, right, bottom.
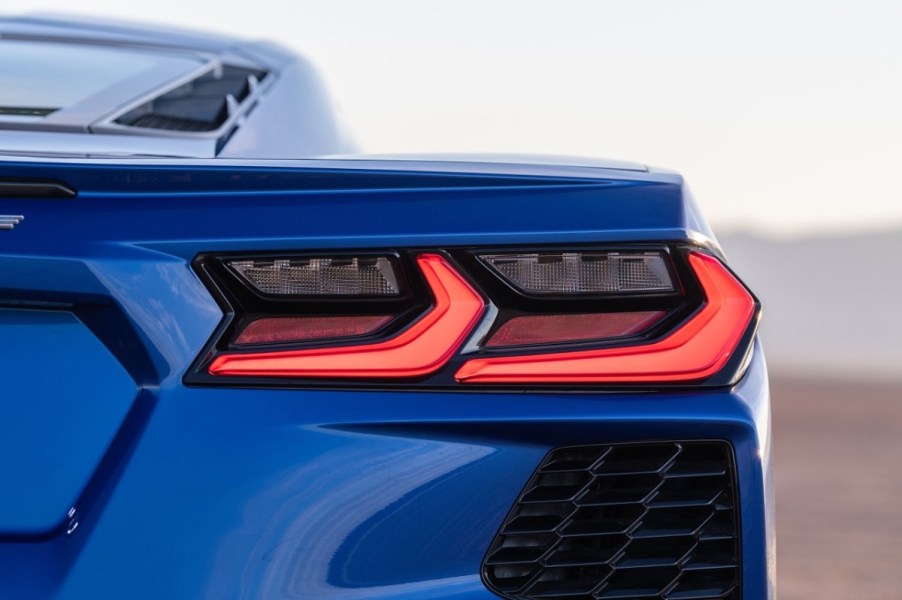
482, 311, 667, 348
208, 254, 484, 378
229, 255, 401, 296
188, 246, 759, 388
480, 251, 674, 295
456, 253, 754, 383
233, 315, 394, 346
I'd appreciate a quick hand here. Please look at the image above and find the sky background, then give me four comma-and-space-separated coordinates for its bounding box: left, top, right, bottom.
2, 0, 901, 235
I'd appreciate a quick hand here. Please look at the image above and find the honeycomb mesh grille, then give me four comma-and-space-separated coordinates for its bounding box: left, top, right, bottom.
483, 442, 740, 600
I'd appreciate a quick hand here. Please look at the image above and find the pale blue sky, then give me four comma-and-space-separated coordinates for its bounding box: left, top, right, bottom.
3, 0, 901, 234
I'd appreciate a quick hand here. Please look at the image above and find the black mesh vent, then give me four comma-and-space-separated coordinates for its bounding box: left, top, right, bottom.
116, 65, 267, 132
483, 442, 740, 600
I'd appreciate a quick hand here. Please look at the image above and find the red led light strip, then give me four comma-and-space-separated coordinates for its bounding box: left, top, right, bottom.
455, 252, 755, 384
208, 254, 484, 378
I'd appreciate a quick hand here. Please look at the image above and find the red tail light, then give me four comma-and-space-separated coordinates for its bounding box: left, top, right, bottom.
190, 247, 758, 387
455, 252, 755, 384
208, 254, 484, 378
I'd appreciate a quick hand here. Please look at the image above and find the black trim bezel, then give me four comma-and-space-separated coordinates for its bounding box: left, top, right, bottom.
0, 178, 77, 198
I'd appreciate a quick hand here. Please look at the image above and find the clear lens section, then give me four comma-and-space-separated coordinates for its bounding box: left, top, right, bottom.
480, 251, 674, 295
229, 256, 400, 296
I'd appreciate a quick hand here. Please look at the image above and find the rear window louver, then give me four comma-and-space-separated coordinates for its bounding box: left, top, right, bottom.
115, 65, 267, 133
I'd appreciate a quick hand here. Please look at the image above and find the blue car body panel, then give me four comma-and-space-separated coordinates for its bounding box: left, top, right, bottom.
0, 364, 774, 599
0, 159, 772, 599
0, 309, 136, 536
0, 16, 772, 600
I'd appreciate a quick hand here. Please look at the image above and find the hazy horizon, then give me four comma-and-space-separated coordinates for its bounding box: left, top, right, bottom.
719, 228, 902, 383
716, 219, 902, 239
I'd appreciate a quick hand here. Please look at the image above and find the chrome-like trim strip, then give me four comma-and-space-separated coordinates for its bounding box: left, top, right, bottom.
0, 215, 24, 231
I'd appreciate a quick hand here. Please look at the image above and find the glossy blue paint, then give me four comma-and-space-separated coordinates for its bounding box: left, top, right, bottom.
0, 354, 771, 598
0, 309, 136, 536
0, 160, 707, 261
0, 156, 771, 598
0, 17, 770, 600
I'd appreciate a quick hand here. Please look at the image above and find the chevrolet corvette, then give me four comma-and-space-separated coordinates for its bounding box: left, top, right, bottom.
0, 15, 773, 600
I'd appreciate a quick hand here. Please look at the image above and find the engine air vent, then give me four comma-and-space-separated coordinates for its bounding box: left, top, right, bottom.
484, 441, 741, 600
115, 65, 267, 132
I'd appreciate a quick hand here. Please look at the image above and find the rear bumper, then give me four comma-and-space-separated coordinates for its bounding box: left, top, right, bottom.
0, 344, 772, 600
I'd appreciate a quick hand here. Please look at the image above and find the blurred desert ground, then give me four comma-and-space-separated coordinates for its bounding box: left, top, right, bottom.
721, 231, 902, 599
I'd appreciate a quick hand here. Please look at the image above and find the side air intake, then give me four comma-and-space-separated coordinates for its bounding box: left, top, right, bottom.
115, 65, 267, 132
483, 441, 741, 600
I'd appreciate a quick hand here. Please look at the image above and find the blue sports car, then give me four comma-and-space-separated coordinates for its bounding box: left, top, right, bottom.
0, 15, 773, 600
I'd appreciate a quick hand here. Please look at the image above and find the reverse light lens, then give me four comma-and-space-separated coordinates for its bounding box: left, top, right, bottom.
480, 251, 674, 295
234, 315, 393, 346
229, 256, 400, 296
484, 311, 667, 348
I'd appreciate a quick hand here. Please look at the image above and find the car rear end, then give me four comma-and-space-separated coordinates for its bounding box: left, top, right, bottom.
0, 157, 773, 599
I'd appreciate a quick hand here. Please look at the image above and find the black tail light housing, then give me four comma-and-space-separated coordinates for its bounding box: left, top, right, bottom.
186, 244, 759, 390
